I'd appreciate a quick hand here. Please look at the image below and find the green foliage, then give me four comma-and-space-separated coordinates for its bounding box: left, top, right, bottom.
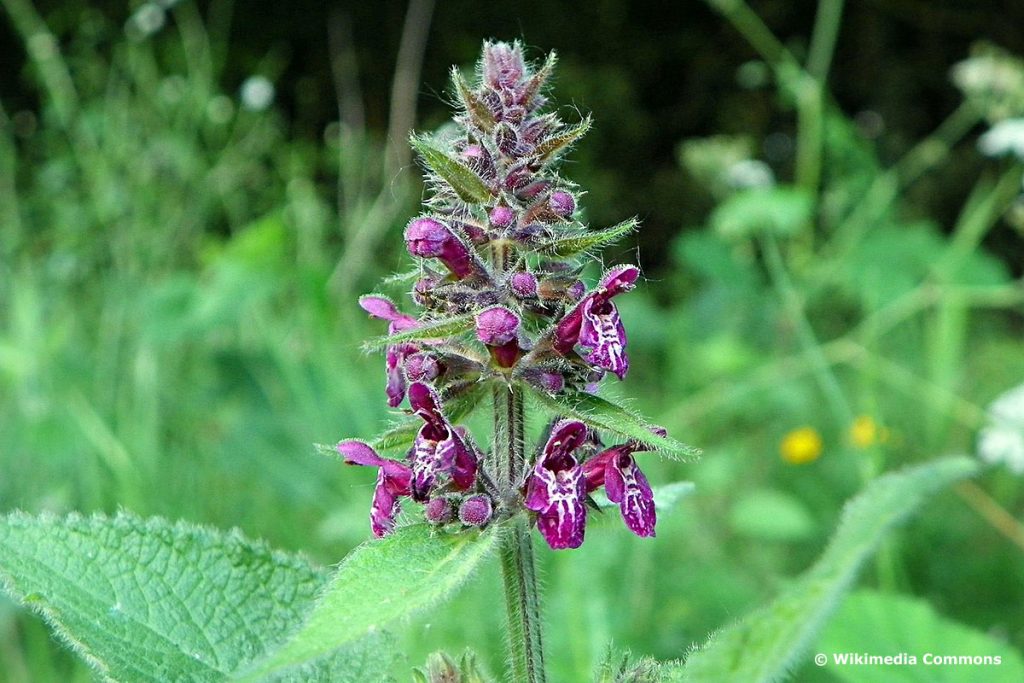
816, 590, 1024, 682
671, 456, 980, 683
239, 525, 498, 681
0, 512, 395, 683
410, 136, 494, 204
522, 383, 702, 461
362, 313, 476, 351
539, 218, 639, 258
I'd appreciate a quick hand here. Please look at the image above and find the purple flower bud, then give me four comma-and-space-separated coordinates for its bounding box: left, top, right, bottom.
549, 191, 575, 218
504, 165, 532, 192
567, 280, 586, 301
496, 123, 518, 156
405, 217, 476, 279
517, 180, 550, 200
461, 144, 484, 160
522, 367, 566, 393
489, 205, 515, 228
510, 271, 538, 298
483, 42, 525, 90
475, 306, 520, 346
458, 495, 493, 526
405, 353, 440, 382
425, 497, 455, 524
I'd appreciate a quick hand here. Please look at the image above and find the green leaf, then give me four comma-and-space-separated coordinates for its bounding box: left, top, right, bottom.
411, 136, 493, 204
668, 456, 980, 683
538, 218, 638, 258
591, 481, 695, 514
710, 186, 813, 240
533, 115, 592, 163
238, 524, 498, 681
522, 384, 702, 461
361, 313, 475, 352
816, 590, 1024, 682
451, 67, 495, 132
0, 512, 395, 683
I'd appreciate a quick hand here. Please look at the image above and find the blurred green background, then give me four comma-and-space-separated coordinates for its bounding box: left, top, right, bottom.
1, 0, 1023, 681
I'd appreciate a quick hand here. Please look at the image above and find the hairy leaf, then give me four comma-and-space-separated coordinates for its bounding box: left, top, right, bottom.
452, 67, 495, 132
0, 512, 394, 683
524, 384, 702, 461
238, 524, 497, 681
362, 313, 475, 352
533, 116, 592, 163
410, 136, 493, 204
817, 590, 1024, 682
669, 456, 980, 683
538, 218, 638, 258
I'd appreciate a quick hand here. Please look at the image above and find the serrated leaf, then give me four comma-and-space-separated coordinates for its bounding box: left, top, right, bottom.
362, 313, 475, 352
452, 67, 495, 132
522, 384, 702, 461
237, 525, 498, 681
533, 116, 592, 163
817, 590, 1024, 682
538, 218, 638, 258
668, 456, 981, 683
590, 481, 695, 513
411, 136, 493, 204
0, 512, 395, 683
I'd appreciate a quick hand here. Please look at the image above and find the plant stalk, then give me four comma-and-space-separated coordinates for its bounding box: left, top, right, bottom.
491, 236, 546, 683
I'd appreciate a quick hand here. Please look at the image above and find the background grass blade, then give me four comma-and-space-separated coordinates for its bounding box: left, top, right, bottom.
670, 456, 981, 683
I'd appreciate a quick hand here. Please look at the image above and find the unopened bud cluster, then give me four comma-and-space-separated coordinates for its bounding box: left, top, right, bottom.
339, 41, 666, 549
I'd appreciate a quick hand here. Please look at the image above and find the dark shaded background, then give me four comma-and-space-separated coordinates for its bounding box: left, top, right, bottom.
3, 0, 1024, 271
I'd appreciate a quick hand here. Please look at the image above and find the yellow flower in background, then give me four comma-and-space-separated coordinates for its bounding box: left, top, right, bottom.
850, 415, 889, 448
780, 427, 822, 464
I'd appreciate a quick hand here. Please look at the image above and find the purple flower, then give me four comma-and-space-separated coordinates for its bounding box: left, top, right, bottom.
359, 296, 419, 407
553, 265, 640, 380
408, 382, 478, 501
405, 217, 476, 279
524, 420, 589, 549
582, 436, 659, 538
338, 440, 412, 538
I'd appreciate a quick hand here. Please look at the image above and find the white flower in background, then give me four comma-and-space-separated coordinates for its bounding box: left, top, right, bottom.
726, 159, 775, 189
978, 383, 1024, 475
125, 3, 166, 41
240, 76, 275, 112
978, 118, 1024, 160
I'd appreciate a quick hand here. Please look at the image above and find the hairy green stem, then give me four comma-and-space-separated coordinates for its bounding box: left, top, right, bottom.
491, 237, 546, 683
